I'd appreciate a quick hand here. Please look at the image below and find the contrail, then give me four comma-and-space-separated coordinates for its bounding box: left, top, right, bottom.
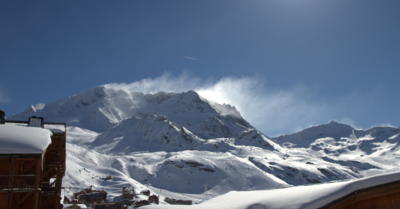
184, 56, 198, 60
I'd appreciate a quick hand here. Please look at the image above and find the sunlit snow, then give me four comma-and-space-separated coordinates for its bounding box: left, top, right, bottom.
0, 123, 52, 154
6, 87, 400, 207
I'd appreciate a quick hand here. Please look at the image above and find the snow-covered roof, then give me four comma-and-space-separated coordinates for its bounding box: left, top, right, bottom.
2, 121, 66, 134
142, 172, 400, 209
63, 204, 88, 209
43, 123, 66, 134
0, 123, 52, 154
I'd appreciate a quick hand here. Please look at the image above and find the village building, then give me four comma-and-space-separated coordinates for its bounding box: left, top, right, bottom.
64, 196, 82, 205
0, 112, 66, 209
134, 200, 149, 208
164, 197, 192, 205
320, 177, 400, 209
148, 195, 159, 205
72, 188, 108, 206
121, 185, 134, 200
178, 171, 400, 209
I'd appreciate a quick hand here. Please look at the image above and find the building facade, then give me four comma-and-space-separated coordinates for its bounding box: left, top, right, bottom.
0, 114, 66, 209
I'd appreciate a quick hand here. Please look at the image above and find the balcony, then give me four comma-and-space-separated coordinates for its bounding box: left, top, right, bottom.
13, 175, 35, 189
0, 175, 8, 189
42, 182, 56, 192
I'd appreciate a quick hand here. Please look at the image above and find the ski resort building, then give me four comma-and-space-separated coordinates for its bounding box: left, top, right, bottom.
0, 113, 66, 209
320, 178, 400, 209
72, 188, 108, 205
122, 185, 134, 200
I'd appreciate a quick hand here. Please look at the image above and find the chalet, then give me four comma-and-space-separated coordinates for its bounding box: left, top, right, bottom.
164, 197, 192, 205
148, 195, 159, 204
320, 177, 400, 209
122, 185, 134, 200
184, 171, 400, 209
141, 190, 150, 196
134, 200, 149, 208
72, 188, 107, 205
0, 113, 66, 209
64, 196, 82, 205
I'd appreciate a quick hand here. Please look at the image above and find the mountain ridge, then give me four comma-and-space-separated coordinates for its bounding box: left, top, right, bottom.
5, 86, 400, 204
8, 86, 253, 139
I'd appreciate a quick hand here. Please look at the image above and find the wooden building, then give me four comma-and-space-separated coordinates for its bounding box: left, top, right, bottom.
321, 178, 400, 209
164, 197, 192, 205
0, 115, 66, 209
72, 188, 108, 205
122, 185, 134, 200
148, 195, 159, 204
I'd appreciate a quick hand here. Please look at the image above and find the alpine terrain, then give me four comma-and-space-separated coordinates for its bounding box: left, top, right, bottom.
7, 86, 400, 205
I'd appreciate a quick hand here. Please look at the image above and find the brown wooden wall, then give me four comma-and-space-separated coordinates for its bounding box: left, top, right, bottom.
0, 158, 41, 209
324, 180, 400, 209
343, 191, 400, 209
40, 133, 66, 209
0, 193, 8, 209
0, 131, 66, 209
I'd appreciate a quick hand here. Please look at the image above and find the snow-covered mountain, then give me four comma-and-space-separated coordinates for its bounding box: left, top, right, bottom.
272, 121, 400, 158
7, 86, 400, 205
9, 87, 252, 139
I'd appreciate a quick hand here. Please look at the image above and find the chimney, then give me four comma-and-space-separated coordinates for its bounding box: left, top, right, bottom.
0, 110, 5, 124
29, 116, 44, 128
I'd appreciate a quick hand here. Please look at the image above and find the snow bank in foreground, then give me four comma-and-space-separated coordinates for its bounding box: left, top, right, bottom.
0, 123, 52, 154
142, 171, 400, 209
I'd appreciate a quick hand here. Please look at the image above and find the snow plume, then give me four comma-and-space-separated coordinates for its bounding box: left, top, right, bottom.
104, 72, 337, 136
104, 71, 204, 94
195, 77, 335, 136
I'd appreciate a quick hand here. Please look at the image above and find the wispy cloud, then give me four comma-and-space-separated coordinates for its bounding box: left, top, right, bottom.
0, 88, 10, 103
104, 72, 359, 137
184, 56, 198, 61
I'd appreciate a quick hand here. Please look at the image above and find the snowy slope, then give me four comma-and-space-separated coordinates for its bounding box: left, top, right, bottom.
272, 121, 400, 153
272, 121, 400, 174
7, 86, 400, 205
62, 126, 288, 203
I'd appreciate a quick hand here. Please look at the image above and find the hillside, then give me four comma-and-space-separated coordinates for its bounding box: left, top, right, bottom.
7, 86, 400, 205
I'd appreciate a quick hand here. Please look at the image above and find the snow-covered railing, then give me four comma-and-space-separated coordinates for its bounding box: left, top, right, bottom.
0, 175, 36, 189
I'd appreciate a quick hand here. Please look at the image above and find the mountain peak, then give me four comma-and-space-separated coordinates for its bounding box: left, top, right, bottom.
181, 90, 202, 102
323, 120, 354, 130
7, 86, 252, 138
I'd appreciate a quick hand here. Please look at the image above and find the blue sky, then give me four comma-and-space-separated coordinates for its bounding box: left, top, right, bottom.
1, 0, 399, 136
